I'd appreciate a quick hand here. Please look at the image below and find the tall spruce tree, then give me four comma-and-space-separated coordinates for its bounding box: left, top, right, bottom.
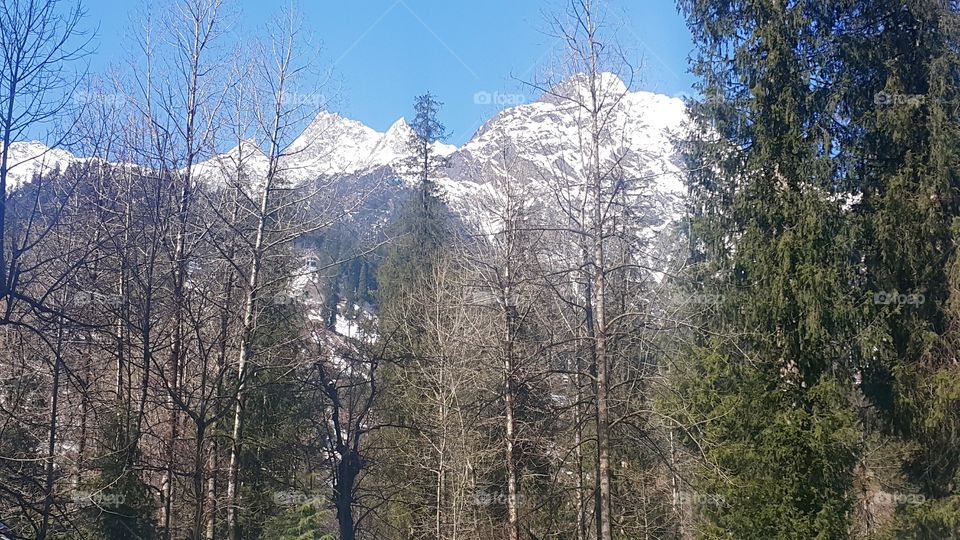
834, 1, 960, 536
672, 1, 864, 537
374, 93, 455, 537
377, 92, 451, 325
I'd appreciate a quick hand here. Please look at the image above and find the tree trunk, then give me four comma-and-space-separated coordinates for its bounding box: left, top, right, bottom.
586, 5, 612, 535
225, 284, 256, 540
205, 441, 217, 540
37, 350, 62, 540
503, 252, 520, 540
504, 362, 520, 540
591, 139, 614, 540
574, 353, 587, 540
38, 290, 69, 540
192, 421, 207, 540
593, 241, 612, 540
335, 451, 360, 540
227, 147, 274, 539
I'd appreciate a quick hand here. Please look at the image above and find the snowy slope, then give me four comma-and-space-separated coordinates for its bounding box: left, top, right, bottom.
285, 112, 384, 178
4, 72, 689, 262
194, 113, 457, 187
192, 139, 271, 191
437, 72, 688, 235
1, 142, 82, 189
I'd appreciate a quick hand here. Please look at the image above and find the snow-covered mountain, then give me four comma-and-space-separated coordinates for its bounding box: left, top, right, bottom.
2, 73, 689, 345
194, 113, 457, 188
290, 113, 456, 176
436, 73, 688, 232
0, 141, 82, 189
4, 73, 689, 242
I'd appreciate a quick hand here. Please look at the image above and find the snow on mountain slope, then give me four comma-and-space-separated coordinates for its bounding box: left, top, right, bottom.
437, 72, 688, 235
452, 73, 686, 192
363, 117, 456, 171
5, 73, 690, 256
362, 118, 416, 171
195, 113, 457, 186
192, 139, 271, 191
1, 142, 81, 189
285, 112, 383, 178
3, 73, 690, 346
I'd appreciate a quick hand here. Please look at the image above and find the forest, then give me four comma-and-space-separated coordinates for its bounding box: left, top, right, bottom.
0, 0, 959, 538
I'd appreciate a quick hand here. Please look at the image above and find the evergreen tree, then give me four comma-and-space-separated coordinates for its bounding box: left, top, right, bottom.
81, 415, 157, 540
374, 93, 456, 539
377, 92, 451, 325
409, 92, 450, 195
834, 0, 960, 535
672, 1, 864, 537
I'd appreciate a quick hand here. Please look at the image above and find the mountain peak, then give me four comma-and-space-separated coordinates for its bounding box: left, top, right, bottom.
541, 72, 630, 105
300, 111, 376, 138
228, 138, 265, 157
385, 117, 412, 136
1, 141, 80, 189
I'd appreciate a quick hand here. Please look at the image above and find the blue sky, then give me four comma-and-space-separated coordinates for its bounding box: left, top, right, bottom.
80, 0, 696, 145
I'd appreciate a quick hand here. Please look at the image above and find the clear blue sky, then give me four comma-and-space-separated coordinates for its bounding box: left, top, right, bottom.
80, 0, 696, 145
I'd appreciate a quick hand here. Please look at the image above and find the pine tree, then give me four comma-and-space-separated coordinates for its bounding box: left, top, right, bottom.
672, 0, 864, 536
375, 92, 456, 538
377, 92, 451, 327
82, 415, 157, 540
834, 1, 960, 536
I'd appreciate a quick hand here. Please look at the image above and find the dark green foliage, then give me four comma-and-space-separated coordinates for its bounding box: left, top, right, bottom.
298, 225, 379, 329
377, 93, 452, 330
262, 503, 336, 540
408, 92, 450, 190
848, 0, 960, 481
376, 187, 449, 303
831, 0, 960, 534
677, 0, 960, 536
674, 0, 866, 536
221, 267, 336, 540
232, 343, 320, 539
